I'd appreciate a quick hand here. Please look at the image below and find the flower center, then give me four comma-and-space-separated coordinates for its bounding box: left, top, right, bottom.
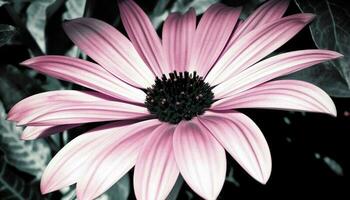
145, 71, 214, 124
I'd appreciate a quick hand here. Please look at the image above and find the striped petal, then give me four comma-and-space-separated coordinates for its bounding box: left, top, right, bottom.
63, 18, 155, 88
173, 118, 226, 199
18, 101, 149, 126
134, 124, 179, 200
213, 50, 342, 99
162, 9, 196, 72
199, 111, 271, 184
21, 56, 146, 103
76, 119, 160, 200
206, 13, 315, 85
226, 0, 290, 50
41, 120, 141, 194
8, 90, 114, 122
118, 0, 168, 76
188, 4, 241, 76
22, 125, 78, 140
213, 80, 337, 116
8, 90, 148, 126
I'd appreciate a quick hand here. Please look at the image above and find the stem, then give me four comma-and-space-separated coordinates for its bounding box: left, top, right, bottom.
4, 4, 44, 56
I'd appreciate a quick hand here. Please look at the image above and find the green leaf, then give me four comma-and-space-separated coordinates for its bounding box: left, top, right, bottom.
151, 0, 219, 29
63, 0, 87, 20
166, 176, 184, 200
102, 174, 130, 200
26, 0, 56, 53
0, 101, 51, 178
0, 152, 42, 200
290, 0, 350, 97
240, 0, 266, 19
0, 24, 16, 47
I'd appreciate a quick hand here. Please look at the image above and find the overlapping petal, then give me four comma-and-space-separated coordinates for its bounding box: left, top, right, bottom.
173, 118, 226, 199
188, 4, 241, 76
206, 13, 315, 85
134, 124, 179, 200
63, 18, 155, 88
21, 56, 146, 103
118, 0, 168, 76
225, 0, 290, 50
76, 119, 160, 200
162, 9, 196, 72
213, 80, 337, 116
213, 50, 342, 99
199, 112, 271, 183
8, 90, 149, 126
22, 125, 78, 140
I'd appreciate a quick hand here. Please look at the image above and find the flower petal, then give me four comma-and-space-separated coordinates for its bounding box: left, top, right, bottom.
8, 90, 114, 122
226, 0, 290, 50
134, 124, 179, 200
22, 125, 78, 140
63, 18, 155, 88
118, 0, 168, 76
213, 50, 342, 99
76, 119, 160, 200
21, 56, 146, 103
40, 120, 143, 194
173, 118, 226, 199
19, 101, 149, 126
162, 9, 196, 72
213, 80, 337, 116
199, 111, 271, 184
188, 4, 241, 76
206, 13, 315, 85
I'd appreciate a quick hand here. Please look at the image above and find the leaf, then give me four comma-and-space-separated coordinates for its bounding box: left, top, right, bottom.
0, 101, 51, 178
240, 0, 266, 19
166, 176, 184, 200
101, 174, 130, 200
63, 0, 87, 20
151, 0, 219, 29
0, 24, 16, 47
26, 0, 56, 53
0, 152, 42, 200
0, 1, 8, 7
289, 0, 350, 97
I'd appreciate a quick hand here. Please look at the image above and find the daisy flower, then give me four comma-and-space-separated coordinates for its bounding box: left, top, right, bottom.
8, 0, 342, 199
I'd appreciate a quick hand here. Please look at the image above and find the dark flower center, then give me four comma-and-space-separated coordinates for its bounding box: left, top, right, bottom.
145, 71, 214, 124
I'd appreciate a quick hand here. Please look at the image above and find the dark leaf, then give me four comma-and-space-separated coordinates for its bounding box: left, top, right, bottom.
0, 101, 51, 178
289, 0, 350, 97
0, 24, 16, 47
0, 152, 42, 200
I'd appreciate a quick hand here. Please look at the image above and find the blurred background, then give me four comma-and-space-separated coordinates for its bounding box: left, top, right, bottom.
0, 0, 349, 199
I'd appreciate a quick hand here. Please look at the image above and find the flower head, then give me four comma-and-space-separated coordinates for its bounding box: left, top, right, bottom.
8, 0, 342, 199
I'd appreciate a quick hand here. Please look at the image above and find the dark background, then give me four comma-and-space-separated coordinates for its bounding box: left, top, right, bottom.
0, 0, 349, 199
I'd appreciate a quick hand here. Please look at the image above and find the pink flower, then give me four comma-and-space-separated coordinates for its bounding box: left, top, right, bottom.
8, 0, 342, 199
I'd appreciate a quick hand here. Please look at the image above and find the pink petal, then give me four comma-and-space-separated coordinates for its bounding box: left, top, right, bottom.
188, 4, 241, 76
213, 80, 337, 116
19, 101, 149, 126
199, 111, 271, 184
225, 0, 290, 50
134, 124, 179, 200
162, 9, 196, 72
76, 119, 160, 200
63, 18, 155, 88
118, 0, 168, 76
173, 118, 226, 199
40, 120, 144, 194
8, 90, 114, 122
21, 56, 146, 103
206, 13, 316, 85
213, 50, 342, 99
22, 125, 78, 140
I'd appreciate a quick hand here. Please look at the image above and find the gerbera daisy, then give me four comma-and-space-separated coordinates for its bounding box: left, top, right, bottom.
8, 0, 341, 199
